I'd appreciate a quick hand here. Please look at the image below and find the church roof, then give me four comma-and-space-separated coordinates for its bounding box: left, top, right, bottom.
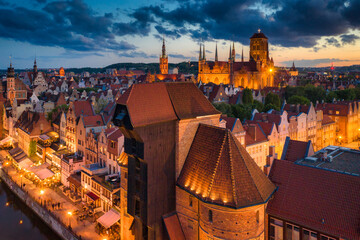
250, 32, 268, 39
177, 124, 276, 209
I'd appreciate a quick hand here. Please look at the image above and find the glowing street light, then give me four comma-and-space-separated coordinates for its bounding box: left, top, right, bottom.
269, 68, 273, 72
67, 211, 72, 227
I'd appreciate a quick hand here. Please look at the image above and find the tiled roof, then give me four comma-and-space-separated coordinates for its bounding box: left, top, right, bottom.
116, 82, 219, 127
280, 137, 312, 162
163, 212, 186, 240
73, 100, 94, 117
322, 114, 335, 125
253, 112, 281, 126
316, 102, 350, 116
107, 128, 123, 141
165, 82, 220, 119
268, 160, 360, 240
82, 115, 104, 127
250, 32, 268, 39
177, 124, 276, 209
221, 116, 244, 134
243, 123, 268, 146
117, 83, 178, 127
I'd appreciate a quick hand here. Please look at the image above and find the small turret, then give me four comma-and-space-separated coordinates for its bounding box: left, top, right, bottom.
162, 36, 166, 58
229, 44, 232, 60
7, 60, 14, 78
199, 44, 202, 60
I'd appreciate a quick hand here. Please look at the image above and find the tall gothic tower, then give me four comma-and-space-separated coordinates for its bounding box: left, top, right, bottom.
250, 29, 269, 64
159, 37, 168, 74
7, 61, 15, 101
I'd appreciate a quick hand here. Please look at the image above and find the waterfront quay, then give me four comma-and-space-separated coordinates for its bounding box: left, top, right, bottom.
0, 157, 100, 240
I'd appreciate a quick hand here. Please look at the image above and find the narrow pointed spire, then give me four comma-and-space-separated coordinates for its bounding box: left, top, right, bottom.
203, 44, 206, 60
242, 47, 244, 62
162, 36, 166, 57
215, 43, 218, 62
292, 61, 295, 68
232, 42, 235, 60
229, 44, 232, 60
199, 44, 202, 60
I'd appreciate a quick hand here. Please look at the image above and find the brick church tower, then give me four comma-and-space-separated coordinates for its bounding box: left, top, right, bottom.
250, 29, 269, 64
159, 37, 168, 74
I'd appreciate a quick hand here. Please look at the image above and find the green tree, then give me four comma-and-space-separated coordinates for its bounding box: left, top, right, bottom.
264, 92, 281, 109
231, 104, 252, 121
285, 86, 305, 100
304, 85, 326, 104
325, 91, 337, 103
242, 88, 253, 104
29, 140, 37, 157
252, 100, 264, 112
335, 89, 356, 101
213, 103, 233, 117
263, 103, 279, 112
288, 95, 311, 105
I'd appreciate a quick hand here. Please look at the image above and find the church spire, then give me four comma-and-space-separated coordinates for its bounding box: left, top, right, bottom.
242, 47, 244, 62
232, 42, 235, 60
229, 44, 232, 60
33, 56, 38, 74
162, 36, 166, 58
203, 44, 206, 61
215, 43, 218, 62
199, 44, 202, 60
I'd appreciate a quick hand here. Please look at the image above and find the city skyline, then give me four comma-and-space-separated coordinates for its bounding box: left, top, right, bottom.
0, 0, 360, 69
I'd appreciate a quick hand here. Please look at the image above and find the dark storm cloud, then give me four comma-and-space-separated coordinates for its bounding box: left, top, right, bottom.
325, 37, 341, 48
120, 0, 360, 48
0, 0, 136, 52
340, 34, 360, 45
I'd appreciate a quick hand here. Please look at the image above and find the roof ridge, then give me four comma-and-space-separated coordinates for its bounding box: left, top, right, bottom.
231, 133, 265, 202
227, 132, 238, 207
205, 129, 227, 199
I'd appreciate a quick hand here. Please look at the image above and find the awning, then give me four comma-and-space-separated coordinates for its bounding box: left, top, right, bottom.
97, 208, 120, 229
19, 158, 33, 170
86, 192, 99, 201
67, 175, 81, 188
35, 168, 54, 180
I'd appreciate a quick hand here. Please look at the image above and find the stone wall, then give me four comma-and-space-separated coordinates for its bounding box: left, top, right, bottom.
0, 169, 80, 240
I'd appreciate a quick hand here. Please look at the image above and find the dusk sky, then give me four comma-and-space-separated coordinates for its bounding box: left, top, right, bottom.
0, 0, 359, 69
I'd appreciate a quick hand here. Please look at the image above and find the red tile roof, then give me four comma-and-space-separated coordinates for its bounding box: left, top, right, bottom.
117, 83, 178, 127
82, 115, 104, 127
268, 160, 360, 240
322, 114, 335, 125
117, 82, 219, 127
243, 123, 268, 146
163, 212, 186, 240
107, 128, 123, 141
281, 137, 313, 162
177, 124, 276, 209
165, 82, 220, 119
253, 112, 281, 126
73, 100, 94, 117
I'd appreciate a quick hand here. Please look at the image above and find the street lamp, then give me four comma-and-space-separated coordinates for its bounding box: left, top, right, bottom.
40, 190, 44, 205
67, 211, 72, 227
20, 175, 23, 189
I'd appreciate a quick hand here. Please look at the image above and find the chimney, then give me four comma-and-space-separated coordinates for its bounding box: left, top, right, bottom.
248, 124, 257, 141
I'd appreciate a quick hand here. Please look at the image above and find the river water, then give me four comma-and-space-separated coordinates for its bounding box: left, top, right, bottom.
0, 181, 61, 240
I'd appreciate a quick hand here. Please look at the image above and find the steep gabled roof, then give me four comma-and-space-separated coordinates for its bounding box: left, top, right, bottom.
280, 137, 313, 162
73, 100, 94, 117
116, 82, 220, 127
268, 160, 360, 240
165, 82, 220, 119
177, 124, 276, 209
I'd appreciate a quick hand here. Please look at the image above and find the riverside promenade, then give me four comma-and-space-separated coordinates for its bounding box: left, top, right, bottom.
0, 158, 100, 240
